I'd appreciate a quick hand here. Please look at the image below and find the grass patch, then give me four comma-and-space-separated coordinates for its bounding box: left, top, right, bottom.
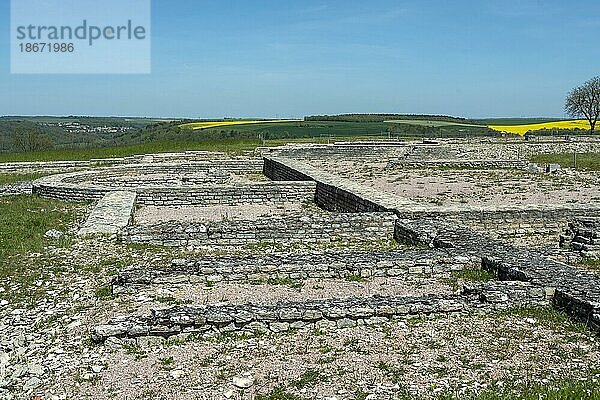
444, 268, 494, 289
291, 369, 329, 389
386, 119, 487, 128
376, 361, 405, 384
95, 285, 114, 301
122, 343, 147, 360
359, 374, 600, 399
530, 153, 600, 171
0, 139, 262, 162
0, 195, 83, 302
345, 274, 368, 283
579, 258, 600, 272
250, 277, 304, 289
0, 173, 47, 186
498, 306, 588, 334
449, 377, 600, 400
158, 356, 174, 370
0, 195, 78, 260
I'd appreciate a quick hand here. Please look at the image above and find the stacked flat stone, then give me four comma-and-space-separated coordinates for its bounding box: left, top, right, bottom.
562, 217, 600, 258
112, 249, 475, 293
120, 213, 397, 247
92, 282, 550, 343
385, 159, 529, 170
0, 182, 33, 197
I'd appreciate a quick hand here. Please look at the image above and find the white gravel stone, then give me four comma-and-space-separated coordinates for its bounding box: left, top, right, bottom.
232, 376, 254, 389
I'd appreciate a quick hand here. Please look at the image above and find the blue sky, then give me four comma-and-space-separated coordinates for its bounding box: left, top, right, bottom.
1, 0, 599, 118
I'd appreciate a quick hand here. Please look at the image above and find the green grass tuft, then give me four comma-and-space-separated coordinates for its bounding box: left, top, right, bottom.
444, 268, 494, 289
291, 369, 329, 389
256, 387, 305, 400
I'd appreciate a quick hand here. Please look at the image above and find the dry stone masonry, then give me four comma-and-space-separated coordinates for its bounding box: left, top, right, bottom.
112, 249, 476, 293
23, 146, 596, 342
562, 217, 600, 258
0, 182, 32, 197
120, 212, 397, 247
92, 281, 551, 343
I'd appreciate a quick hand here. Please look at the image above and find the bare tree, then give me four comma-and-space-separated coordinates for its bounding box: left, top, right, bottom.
565, 76, 600, 134
12, 124, 54, 152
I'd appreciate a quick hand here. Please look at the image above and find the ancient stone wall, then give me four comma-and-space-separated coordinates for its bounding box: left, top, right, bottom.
62, 161, 263, 185
561, 217, 600, 258
395, 218, 600, 331
121, 212, 398, 247
0, 182, 32, 197
385, 159, 529, 169
113, 248, 475, 292
92, 282, 551, 343
0, 151, 237, 174
262, 140, 600, 162
264, 157, 416, 212
261, 143, 411, 160
135, 182, 315, 206
34, 169, 315, 205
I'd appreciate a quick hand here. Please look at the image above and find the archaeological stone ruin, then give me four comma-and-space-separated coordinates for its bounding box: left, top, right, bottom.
13, 139, 597, 343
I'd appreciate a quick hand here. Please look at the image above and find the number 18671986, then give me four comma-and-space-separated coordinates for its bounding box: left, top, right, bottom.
19, 43, 74, 53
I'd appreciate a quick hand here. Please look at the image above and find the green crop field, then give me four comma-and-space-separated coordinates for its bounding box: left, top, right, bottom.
185, 121, 390, 138
385, 119, 487, 128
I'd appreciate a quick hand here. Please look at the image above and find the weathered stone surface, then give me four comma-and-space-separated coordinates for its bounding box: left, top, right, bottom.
92, 282, 549, 342
119, 212, 397, 247
562, 217, 600, 258
113, 249, 474, 292
78, 191, 137, 236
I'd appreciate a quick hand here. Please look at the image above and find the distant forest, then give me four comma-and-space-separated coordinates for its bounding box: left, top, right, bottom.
0, 117, 166, 153
305, 114, 485, 124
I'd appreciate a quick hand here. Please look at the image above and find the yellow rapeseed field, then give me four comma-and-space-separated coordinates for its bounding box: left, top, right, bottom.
489, 120, 590, 135
180, 120, 300, 130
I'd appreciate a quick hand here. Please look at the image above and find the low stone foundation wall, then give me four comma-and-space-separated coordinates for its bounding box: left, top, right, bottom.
112, 249, 475, 292
120, 213, 398, 247
92, 282, 551, 343
61, 160, 264, 186
34, 170, 315, 205
135, 182, 315, 206
0, 151, 244, 172
397, 203, 600, 221
395, 218, 600, 332
0, 182, 33, 197
261, 143, 411, 160
264, 156, 416, 212
261, 140, 600, 162
448, 214, 581, 247
264, 156, 600, 219
561, 217, 600, 258
386, 159, 529, 169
